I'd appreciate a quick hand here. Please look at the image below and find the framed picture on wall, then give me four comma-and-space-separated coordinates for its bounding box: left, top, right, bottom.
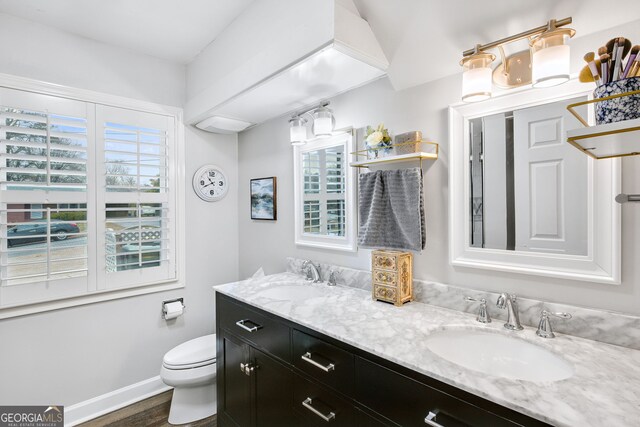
250, 177, 277, 220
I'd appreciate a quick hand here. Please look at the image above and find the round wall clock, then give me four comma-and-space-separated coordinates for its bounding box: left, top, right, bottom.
193, 165, 229, 202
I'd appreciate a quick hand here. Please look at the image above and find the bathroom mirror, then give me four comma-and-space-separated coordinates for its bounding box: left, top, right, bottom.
469, 96, 589, 255
449, 80, 621, 284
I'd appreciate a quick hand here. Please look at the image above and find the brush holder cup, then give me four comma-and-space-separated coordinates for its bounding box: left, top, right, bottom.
593, 77, 640, 125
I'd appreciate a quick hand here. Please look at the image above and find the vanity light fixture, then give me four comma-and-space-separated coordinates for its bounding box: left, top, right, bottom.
461, 50, 496, 102
460, 17, 575, 102
288, 102, 335, 145
311, 105, 335, 138
289, 117, 307, 146
530, 22, 576, 87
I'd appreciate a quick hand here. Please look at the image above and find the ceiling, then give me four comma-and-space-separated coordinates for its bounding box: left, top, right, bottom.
1, 0, 639, 90
0, 0, 254, 63
353, 0, 640, 90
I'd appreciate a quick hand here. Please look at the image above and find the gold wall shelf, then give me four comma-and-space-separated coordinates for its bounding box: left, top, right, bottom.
350, 141, 439, 168
566, 90, 640, 159
566, 117, 640, 160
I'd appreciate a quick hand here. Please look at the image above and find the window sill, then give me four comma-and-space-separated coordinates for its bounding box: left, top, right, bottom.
0, 281, 184, 319
295, 238, 357, 252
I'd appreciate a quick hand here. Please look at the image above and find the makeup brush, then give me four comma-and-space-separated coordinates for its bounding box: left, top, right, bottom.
619, 38, 632, 59
598, 46, 608, 56
612, 37, 627, 80
622, 45, 640, 79
600, 54, 610, 84
606, 37, 621, 53
629, 55, 640, 78
608, 37, 633, 56
584, 52, 602, 85
579, 59, 602, 83
609, 38, 620, 79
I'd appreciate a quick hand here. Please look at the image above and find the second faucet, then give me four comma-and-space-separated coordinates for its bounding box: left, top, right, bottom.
496, 293, 523, 331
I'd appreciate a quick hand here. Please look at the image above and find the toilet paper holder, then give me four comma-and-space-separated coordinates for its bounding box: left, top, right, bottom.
162, 298, 185, 319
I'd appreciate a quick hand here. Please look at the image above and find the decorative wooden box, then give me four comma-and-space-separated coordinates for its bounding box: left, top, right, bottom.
372, 250, 413, 306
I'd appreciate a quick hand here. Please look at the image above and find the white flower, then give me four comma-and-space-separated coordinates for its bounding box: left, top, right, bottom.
366, 131, 384, 146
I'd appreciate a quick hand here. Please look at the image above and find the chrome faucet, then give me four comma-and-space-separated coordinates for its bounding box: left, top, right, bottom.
496, 293, 523, 331
302, 260, 321, 283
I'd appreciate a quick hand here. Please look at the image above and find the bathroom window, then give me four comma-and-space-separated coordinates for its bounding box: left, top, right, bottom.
294, 131, 357, 252
97, 105, 177, 290
0, 85, 181, 315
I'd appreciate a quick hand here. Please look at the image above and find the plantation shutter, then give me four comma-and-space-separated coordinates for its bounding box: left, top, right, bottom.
325, 146, 345, 236
95, 105, 176, 289
301, 146, 345, 236
0, 88, 93, 307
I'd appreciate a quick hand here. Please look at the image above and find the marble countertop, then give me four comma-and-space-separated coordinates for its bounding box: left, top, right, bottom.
214, 272, 640, 427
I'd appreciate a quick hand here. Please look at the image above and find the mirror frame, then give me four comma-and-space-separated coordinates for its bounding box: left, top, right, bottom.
449, 79, 621, 285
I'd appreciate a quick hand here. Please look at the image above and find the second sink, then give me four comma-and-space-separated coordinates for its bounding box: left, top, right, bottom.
424, 329, 574, 382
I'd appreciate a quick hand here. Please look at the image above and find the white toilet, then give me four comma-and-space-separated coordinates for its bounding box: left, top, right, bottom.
160, 334, 217, 425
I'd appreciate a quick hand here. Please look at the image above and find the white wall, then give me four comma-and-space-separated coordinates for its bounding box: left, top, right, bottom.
0, 14, 239, 406
238, 20, 640, 316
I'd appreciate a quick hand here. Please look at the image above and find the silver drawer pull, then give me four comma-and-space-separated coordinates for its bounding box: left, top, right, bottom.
240, 362, 256, 376
302, 397, 335, 422
424, 411, 445, 427
235, 319, 262, 332
301, 352, 335, 372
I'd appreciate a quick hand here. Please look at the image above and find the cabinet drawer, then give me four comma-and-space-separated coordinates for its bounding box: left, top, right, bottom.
373, 283, 398, 303
293, 374, 357, 427
292, 329, 354, 394
355, 357, 524, 427
373, 253, 398, 271
218, 295, 290, 362
373, 269, 398, 285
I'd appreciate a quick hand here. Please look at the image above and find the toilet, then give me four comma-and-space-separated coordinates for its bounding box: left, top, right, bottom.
160, 334, 217, 425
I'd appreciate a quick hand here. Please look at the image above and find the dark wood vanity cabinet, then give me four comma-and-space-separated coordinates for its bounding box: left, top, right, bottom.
217, 298, 295, 427
216, 293, 550, 427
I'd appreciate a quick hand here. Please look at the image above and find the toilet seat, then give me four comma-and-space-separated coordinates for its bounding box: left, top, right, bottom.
163, 334, 216, 370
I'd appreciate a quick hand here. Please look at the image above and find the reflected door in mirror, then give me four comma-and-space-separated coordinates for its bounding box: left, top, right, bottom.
469, 96, 588, 255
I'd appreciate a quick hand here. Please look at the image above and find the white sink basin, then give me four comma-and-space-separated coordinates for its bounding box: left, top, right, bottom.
255, 284, 326, 301
425, 329, 574, 382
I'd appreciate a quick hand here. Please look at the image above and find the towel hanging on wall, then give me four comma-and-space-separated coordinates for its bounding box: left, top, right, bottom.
358, 167, 425, 251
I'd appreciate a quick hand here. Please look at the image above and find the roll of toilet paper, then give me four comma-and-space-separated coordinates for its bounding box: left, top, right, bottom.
164, 301, 184, 320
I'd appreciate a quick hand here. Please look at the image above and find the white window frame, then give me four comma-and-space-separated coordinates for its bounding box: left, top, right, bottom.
293, 129, 357, 252
0, 73, 185, 319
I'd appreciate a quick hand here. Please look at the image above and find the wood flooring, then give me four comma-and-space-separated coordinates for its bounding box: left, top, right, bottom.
79, 390, 216, 427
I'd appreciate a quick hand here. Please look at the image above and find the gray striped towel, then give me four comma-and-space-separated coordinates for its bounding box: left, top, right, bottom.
358, 168, 425, 251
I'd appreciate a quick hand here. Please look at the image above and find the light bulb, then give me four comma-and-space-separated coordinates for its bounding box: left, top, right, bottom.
460, 52, 495, 103
312, 106, 334, 137
531, 28, 574, 88
289, 117, 307, 145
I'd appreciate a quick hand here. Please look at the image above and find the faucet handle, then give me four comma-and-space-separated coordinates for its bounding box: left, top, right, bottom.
328, 269, 338, 286
301, 260, 313, 280
464, 296, 491, 323
536, 309, 572, 339
496, 292, 518, 307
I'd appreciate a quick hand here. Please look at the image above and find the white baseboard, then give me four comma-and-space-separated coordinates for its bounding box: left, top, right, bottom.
64, 376, 171, 426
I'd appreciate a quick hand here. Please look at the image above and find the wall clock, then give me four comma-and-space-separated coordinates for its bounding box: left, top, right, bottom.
193, 165, 229, 202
